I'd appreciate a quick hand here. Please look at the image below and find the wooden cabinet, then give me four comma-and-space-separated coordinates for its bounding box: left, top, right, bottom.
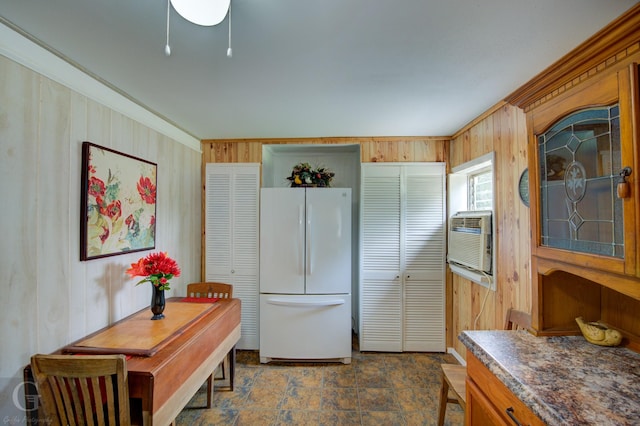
359, 163, 446, 352
526, 65, 640, 338
504, 4, 640, 344
204, 163, 260, 349
528, 66, 639, 283
465, 352, 544, 426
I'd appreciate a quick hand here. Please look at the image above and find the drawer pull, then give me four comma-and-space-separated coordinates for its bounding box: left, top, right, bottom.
506, 407, 522, 426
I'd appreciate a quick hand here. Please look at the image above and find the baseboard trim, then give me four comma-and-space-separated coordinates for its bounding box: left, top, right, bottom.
447, 347, 467, 366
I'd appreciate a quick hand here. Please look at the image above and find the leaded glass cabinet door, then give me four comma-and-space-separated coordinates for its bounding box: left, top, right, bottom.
529, 66, 638, 278
538, 105, 623, 257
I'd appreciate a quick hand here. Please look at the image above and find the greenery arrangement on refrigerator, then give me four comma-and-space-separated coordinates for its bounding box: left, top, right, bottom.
286, 162, 334, 187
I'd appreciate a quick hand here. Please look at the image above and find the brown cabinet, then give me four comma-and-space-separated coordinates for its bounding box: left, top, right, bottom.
528, 66, 639, 284
527, 65, 640, 339
465, 352, 544, 426
506, 5, 640, 345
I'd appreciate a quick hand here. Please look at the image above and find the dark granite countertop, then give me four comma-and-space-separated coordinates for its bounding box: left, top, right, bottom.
459, 330, 640, 425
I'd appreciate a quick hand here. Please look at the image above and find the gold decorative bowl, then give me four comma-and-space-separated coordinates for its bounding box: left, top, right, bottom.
575, 317, 622, 347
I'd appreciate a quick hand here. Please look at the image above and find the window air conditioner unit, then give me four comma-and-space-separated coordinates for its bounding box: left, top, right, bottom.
447, 211, 492, 274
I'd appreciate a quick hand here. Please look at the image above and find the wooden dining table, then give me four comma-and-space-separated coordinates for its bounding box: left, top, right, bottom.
25, 297, 241, 426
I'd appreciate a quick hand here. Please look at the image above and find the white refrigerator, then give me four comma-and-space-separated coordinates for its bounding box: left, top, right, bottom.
259, 187, 352, 364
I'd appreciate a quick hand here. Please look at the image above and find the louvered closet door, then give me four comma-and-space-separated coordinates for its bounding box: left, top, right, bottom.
360, 165, 402, 352
205, 163, 260, 349
360, 163, 445, 352
403, 165, 445, 352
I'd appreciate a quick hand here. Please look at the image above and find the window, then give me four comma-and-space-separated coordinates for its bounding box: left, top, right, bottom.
469, 168, 493, 211
448, 152, 494, 215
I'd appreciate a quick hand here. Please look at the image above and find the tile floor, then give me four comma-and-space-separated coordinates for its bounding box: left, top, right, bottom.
175, 344, 464, 426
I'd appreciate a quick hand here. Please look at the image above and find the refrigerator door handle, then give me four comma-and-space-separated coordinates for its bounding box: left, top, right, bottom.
298, 203, 305, 275
265, 298, 345, 307
307, 203, 312, 276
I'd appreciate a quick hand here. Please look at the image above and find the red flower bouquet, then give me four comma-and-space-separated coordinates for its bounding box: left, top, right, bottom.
126, 251, 181, 291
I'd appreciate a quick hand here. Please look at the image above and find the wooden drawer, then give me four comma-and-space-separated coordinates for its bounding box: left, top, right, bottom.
466, 352, 544, 426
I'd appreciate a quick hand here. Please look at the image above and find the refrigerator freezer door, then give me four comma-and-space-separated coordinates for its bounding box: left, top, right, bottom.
259, 294, 352, 363
305, 188, 352, 294
260, 188, 306, 294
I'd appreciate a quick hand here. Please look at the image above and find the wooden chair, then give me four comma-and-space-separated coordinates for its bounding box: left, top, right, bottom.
504, 307, 532, 331
187, 282, 233, 301
30, 354, 131, 426
186, 282, 234, 408
437, 308, 532, 426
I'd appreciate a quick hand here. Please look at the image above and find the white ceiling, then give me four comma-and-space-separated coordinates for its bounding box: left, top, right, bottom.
1, 0, 637, 140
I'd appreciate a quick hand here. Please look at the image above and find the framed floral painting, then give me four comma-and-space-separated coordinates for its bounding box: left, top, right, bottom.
80, 142, 157, 261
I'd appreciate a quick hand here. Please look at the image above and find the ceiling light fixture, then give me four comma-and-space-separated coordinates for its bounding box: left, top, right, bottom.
227, 1, 232, 58
164, 0, 232, 57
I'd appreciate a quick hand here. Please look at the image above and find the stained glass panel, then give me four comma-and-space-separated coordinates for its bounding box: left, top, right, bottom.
538, 105, 623, 258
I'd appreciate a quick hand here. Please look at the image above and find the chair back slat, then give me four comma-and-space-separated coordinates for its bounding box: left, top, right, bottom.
50, 377, 73, 426
79, 376, 96, 425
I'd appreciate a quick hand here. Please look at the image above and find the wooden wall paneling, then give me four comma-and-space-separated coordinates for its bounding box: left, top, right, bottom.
451, 276, 471, 356
0, 58, 40, 373
475, 286, 496, 332
444, 269, 454, 349
202, 141, 213, 163
601, 287, 640, 339
68, 92, 89, 342
448, 104, 531, 359
236, 141, 262, 163
516, 109, 532, 314
202, 137, 449, 165
448, 131, 466, 166
160, 135, 182, 247
468, 125, 482, 161
492, 109, 509, 328
358, 140, 373, 162
202, 140, 264, 164
397, 140, 413, 162
186, 147, 203, 295
200, 149, 207, 277
477, 117, 494, 157
219, 142, 236, 163
408, 139, 448, 163
540, 273, 602, 331
499, 106, 530, 319
362, 140, 399, 163
38, 77, 72, 351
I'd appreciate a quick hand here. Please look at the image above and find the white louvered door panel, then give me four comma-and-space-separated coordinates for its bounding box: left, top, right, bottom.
403, 166, 445, 352
360, 163, 445, 352
206, 170, 232, 280
360, 166, 402, 351
205, 163, 260, 349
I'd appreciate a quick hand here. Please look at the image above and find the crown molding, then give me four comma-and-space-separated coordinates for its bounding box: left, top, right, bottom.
0, 20, 201, 152
506, 3, 640, 110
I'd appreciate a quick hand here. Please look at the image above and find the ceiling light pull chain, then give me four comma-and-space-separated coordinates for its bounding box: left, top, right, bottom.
227, 0, 232, 58
165, 0, 172, 56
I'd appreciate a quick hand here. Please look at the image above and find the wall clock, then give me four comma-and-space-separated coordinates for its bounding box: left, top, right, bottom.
518, 168, 529, 207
